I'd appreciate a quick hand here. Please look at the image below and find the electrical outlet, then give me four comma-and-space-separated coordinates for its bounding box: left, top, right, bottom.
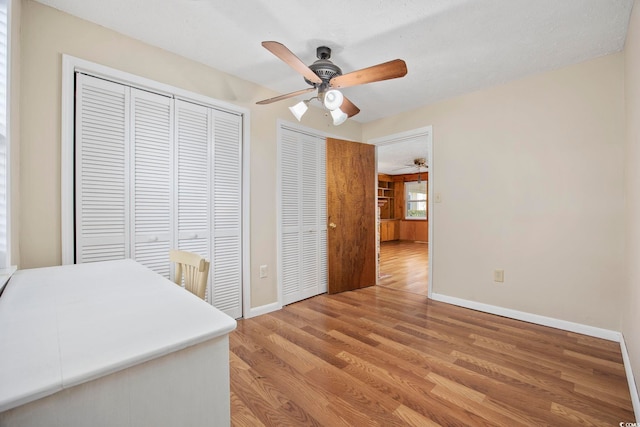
494, 269, 504, 283
435, 193, 442, 203
259, 265, 268, 278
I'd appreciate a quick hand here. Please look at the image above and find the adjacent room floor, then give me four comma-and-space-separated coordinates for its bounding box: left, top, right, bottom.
377, 240, 428, 296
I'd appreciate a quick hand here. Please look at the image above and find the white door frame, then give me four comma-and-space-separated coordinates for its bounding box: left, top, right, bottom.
368, 126, 434, 299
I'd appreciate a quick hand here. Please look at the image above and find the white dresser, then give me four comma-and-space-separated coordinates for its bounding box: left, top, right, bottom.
0, 259, 237, 426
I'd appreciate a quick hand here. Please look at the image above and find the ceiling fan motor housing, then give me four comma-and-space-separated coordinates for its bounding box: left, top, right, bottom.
304, 46, 342, 85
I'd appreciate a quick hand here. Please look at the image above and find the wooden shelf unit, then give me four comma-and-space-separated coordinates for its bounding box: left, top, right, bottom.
378, 172, 430, 243
378, 175, 395, 220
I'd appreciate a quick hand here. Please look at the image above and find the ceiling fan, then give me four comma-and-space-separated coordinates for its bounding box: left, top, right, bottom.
394, 158, 428, 171
409, 158, 428, 170
392, 158, 428, 182
410, 158, 428, 183
256, 41, 408, 125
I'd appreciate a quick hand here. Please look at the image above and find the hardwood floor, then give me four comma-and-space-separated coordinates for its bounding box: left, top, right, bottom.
378, 240, 428, 296
230, 286, 634, 426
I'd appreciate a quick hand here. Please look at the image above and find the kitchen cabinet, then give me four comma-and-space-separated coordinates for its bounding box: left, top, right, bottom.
380, 219, 400, 242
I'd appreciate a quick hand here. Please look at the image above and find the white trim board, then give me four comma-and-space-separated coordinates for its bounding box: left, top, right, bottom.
431, 292, 620, 341
244, 302, 282, 320
278, 118, 355, 142
430, 292, 640, 418
620, 334, 640, 422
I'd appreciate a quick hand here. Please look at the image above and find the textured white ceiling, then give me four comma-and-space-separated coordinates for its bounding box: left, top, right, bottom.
34, 0, 633, 124
33, 0, 634, 173
377, 139, 429, 175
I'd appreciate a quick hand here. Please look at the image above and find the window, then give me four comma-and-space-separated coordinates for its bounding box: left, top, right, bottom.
405, 181, 427, 219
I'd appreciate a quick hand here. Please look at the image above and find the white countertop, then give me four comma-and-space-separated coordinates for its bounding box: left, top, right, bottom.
0, 266, 17, 295
0, 259, 237, 412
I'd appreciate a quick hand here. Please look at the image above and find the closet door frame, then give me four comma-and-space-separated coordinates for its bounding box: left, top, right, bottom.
61, 55, 251, 318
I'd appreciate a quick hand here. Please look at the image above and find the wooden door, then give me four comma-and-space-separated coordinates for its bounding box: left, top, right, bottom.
326, 138, 376, 293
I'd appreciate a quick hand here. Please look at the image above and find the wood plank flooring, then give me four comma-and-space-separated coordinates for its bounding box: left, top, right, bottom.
230, 286, 634, 426
378, 241, 428, 296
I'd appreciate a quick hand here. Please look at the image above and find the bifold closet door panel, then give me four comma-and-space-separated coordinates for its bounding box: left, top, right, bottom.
174, 100, 211, 272
75, 74, 131, 264
279, 129, 301, 305
211, 110, 243, 319
130, 88, 174, 278
300, 133, 325, 298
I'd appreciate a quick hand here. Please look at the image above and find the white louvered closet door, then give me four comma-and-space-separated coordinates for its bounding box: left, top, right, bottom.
280, 129, 301, 304
175, 100, 211, 272
75, 74, 130, 263
211, 110, 243, 319
174, 101, 243, 318
75, 78, 244, 318
130, 89, 174, 278
279, 128, 327, 305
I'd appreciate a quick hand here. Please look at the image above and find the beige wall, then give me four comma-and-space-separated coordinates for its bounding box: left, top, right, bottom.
18, 0, 362, 308
364, 53, 626, 331
16, 0, 638, 406
16, 1, 633, 339
624, 0, 640, 404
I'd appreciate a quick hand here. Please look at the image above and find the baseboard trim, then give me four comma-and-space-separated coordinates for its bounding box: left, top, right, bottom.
243, 301, 281, 319
429, 293, 640, 412
620, 334, 640, 422
245, 291, 638, 416
430, 293, 621, 342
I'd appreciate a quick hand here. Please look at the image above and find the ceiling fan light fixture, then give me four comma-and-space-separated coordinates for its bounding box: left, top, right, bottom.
323, 89, 344, 111
330, 108, 348, 126
289, 100, 309, 121
257, 41, 409, 122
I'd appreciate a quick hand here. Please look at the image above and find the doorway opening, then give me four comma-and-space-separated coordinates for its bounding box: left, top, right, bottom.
370, 127, 433, 297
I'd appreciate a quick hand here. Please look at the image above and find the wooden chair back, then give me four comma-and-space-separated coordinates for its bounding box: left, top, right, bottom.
169, 249, 210, 300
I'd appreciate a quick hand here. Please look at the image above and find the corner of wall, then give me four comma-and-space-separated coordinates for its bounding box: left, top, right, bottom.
623, 0, 640, 413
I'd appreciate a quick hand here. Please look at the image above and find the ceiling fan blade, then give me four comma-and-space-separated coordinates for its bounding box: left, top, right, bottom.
256, 87, 315, 105
329, 59, 407, 88
262, 41, 322, 85
340, 96, 360, 118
